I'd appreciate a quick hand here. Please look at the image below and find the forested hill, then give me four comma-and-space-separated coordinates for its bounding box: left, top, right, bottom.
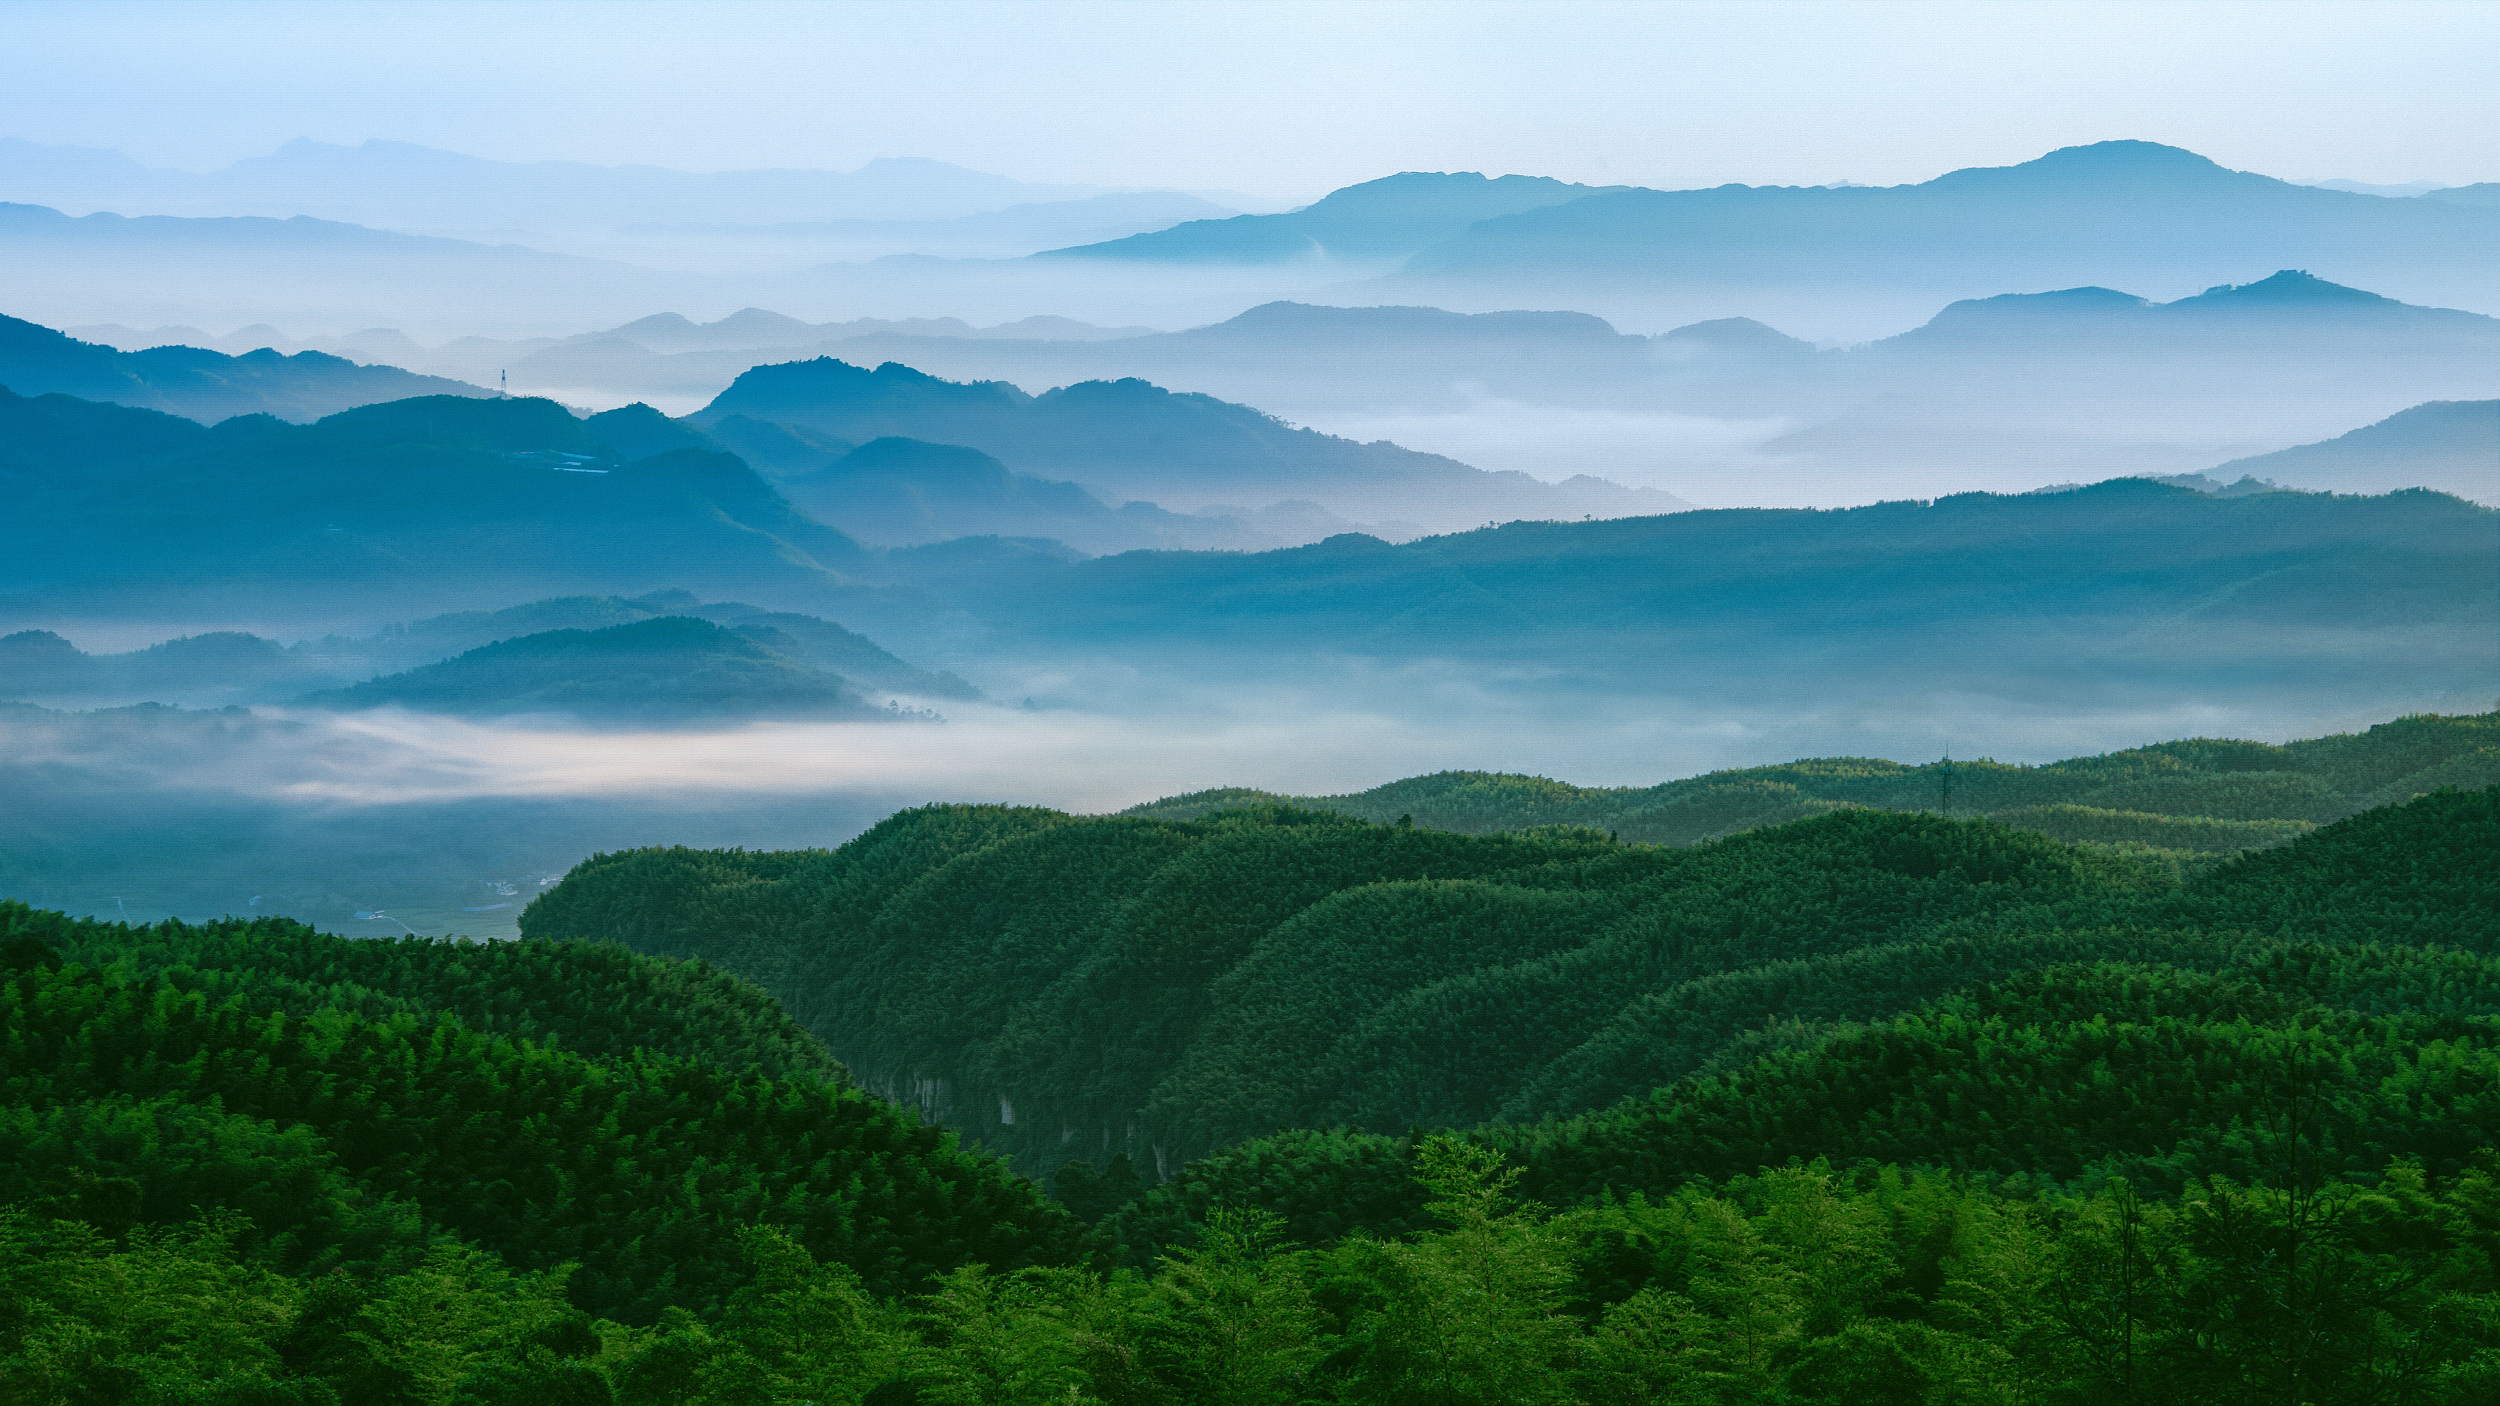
520, 712, 2499, 1186
1126, 709, 2500, 848
0, 902, 1083, 1326
16, 741, 2500, 1398
1104, 786, 2500, 1247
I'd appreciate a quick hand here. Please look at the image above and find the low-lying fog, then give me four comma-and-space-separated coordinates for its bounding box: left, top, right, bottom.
7, 651, 2482, 938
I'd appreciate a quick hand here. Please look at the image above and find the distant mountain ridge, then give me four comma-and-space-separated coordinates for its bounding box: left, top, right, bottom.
574, 403, 1420, 552
2215, 400, 2499, 495
1040, 170, 1618, 265
1752, 271, 2500, 486
1891, 269, 2500, 345
0, 389, 870, 590
0, 200, 679, 331
691, 356, 1693, 525
883, 478, 2496, 706
0, 312, 490, 422
0, 590, 978, 710
1393, 141, 2500, 299
0, 137, 1142, 230
764, 435, 1253, 553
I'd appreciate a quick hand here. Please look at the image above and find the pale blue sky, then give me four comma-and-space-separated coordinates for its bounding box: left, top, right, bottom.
4, 0, 2494, 201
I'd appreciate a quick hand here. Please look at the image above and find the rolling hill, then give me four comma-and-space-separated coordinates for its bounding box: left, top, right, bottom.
297, 616, 886, 723
13, 733, 2500, 1400
1121, 709, 2499, 847
519, 711, 2498, 1180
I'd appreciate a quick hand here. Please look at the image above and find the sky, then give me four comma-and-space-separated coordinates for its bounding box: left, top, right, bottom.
5, 0, 2495, 203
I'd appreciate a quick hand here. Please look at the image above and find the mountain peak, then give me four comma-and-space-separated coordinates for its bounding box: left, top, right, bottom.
708, 308, 818, 335
1656, 317, 1815, 355
614, 312, 699, 335
2179, 269, 2398, 307
1926, 140, 2246, 191
2024, 140, 2230, 174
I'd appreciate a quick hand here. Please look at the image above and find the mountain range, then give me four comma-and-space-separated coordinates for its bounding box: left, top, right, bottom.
1745, 270, 2500, 488
0, 137, 1231, 234
14, 138, 2497, 351
883, 478, 2496, 711
0, 199, 685, 334
1378, 141, 2500, 317
686, 356, 1691, 525
408, 273, 2494, 495
6, 367, 2488, 695
0, 312, 489, 422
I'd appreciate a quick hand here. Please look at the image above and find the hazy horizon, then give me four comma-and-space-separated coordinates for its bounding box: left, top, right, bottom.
7, 1, 2495, 202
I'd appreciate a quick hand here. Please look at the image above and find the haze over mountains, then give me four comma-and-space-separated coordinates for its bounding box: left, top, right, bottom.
3, 124, 2492, 944
685, 357, 1689, 526
25, 266, 2485, 505
1378, 141, 2500, 328
0, 311, 489, 421
10, 133, 2490, 508
11, 137, 2496, 342
295, 616, 895, 725
1, 591, 978, 713
0, 137, 1250, 253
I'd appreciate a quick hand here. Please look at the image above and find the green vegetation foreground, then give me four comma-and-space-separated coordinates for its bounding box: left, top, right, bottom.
6, 712, 2499, 1401
7, 1123, 2499, 1403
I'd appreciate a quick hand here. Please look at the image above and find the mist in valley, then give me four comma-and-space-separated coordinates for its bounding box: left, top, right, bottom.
7, 611, 2487, 938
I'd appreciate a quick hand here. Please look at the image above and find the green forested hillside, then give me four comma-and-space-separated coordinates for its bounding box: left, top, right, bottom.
13, 726, 2500, 1400
1126, 709, 2500, 846
521, 714, 2500, 1190
0, 904, 1084, 1326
